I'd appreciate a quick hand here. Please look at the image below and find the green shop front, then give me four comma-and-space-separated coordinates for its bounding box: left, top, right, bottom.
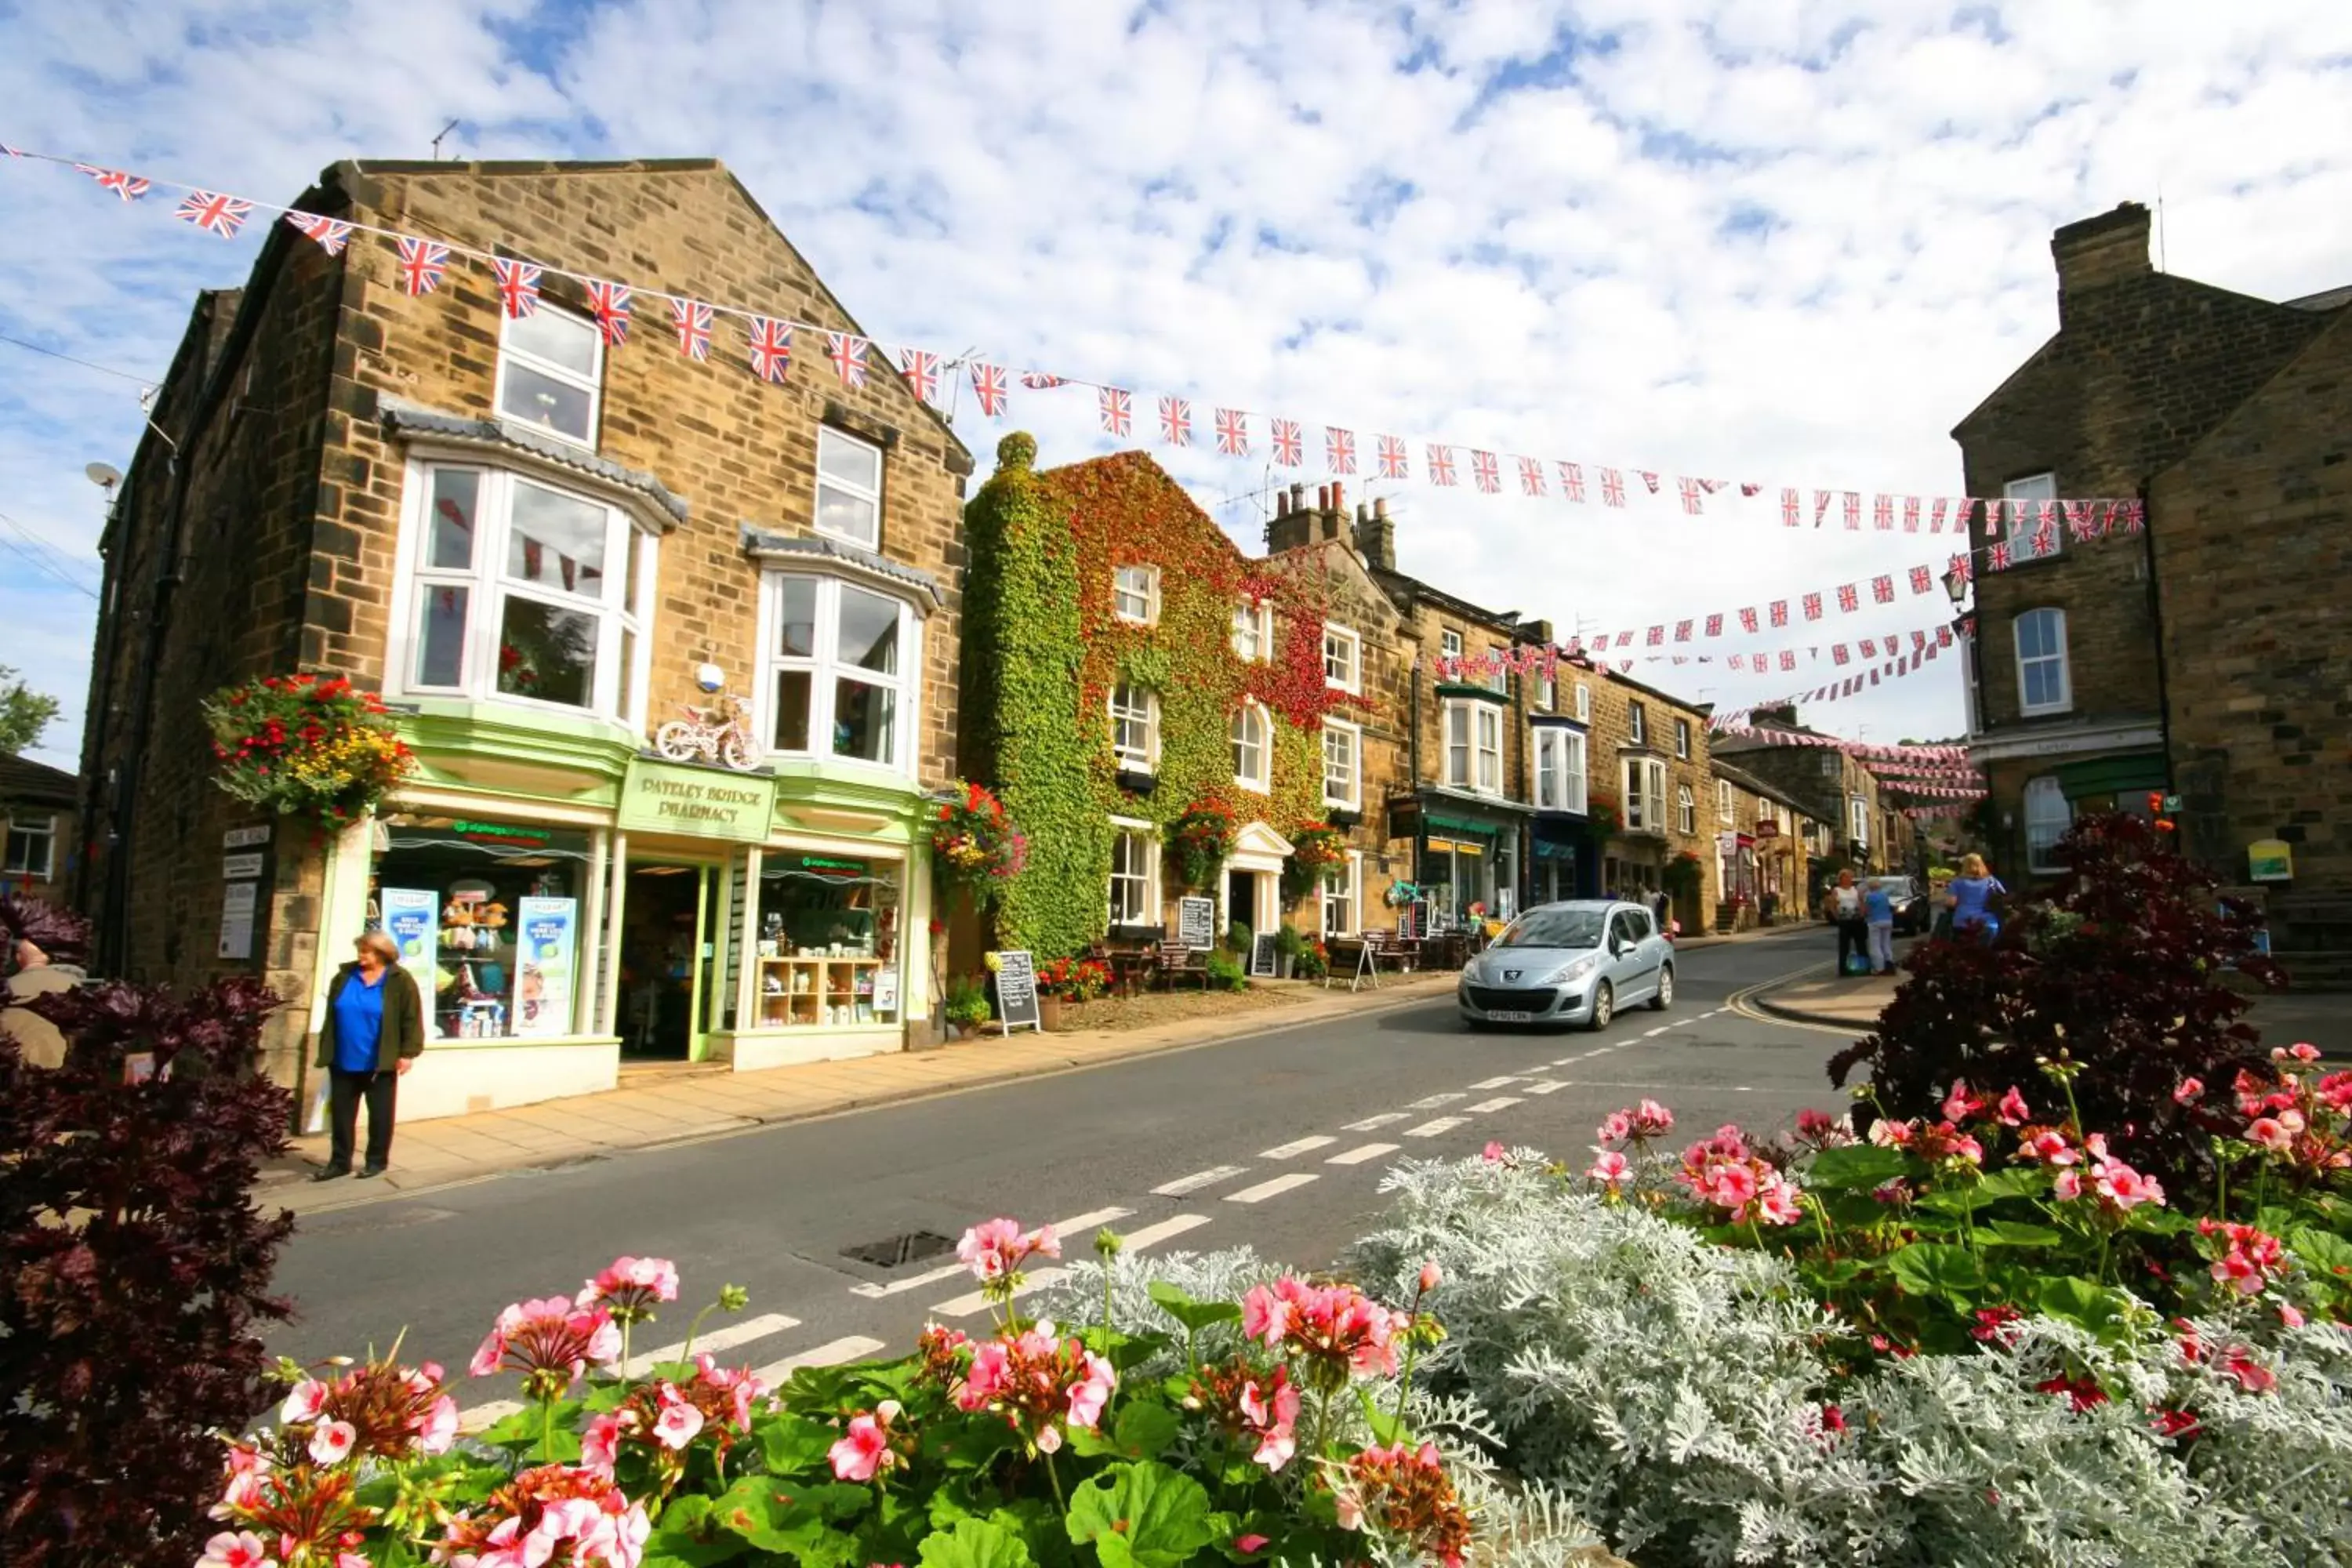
1399, 786, 1530, 931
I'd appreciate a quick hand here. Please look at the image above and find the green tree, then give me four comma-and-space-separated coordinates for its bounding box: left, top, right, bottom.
0, 666, 60, 755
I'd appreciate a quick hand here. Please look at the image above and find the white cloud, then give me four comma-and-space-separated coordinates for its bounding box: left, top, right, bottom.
2, 0, 2348, 771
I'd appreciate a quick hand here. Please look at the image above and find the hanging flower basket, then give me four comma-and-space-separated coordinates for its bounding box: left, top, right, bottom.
931, 780, 1028, 906
1662, 849, 1704, 902
1283, 821, 1348, 903
1586, 792, 1624, 837
203, 674, 416, 832
1170, 795, 1240, 890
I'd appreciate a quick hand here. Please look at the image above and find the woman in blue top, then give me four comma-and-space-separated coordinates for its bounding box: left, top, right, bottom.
1944, 853, 2007, 943
312, 931, 426, 1180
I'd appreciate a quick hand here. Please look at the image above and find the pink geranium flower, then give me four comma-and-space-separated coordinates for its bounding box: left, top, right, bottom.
1238, 1367, 1301, 1472
1995, 1087, 2031, 1127
578, 1255, 680, 1321
281, 1379, 328, 1425
828, 1403, 899, 1481
470, 1297, 622, 1401
2248, 1116, 2294, 1153
2017, 1128, 2078, 1165
2173, 1076, 2205, 1106
198, 1530, 275, 1568
1633, 1098, 1675, 1136
1481, 1141, 1508, 1163
1794, 1107, 1853, 1149
955, 1218, 1059, 1282
307, 1419, 357, 1468
1595, 1109, 1633, 1144
2199, 1219, 2286, 1297
1236, 1534, 1271, 1555
2317, 1071, 2352, 1112
2220, 1345, 2278, 1394
1417, 1260, 1443, 1294
1942, 1080, 1988, 1123
653, 1393, 705, 1450
1587, 1149, 1631, 1194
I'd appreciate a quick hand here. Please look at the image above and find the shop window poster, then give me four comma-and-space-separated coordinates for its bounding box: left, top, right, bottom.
517, 895, 579, 1037
382, 888, 441, 968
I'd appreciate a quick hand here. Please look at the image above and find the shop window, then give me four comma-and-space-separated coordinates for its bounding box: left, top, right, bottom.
1323, 623, 1362, 693
752, 853, 902, 1029
2024, 775, 2073, 873
496, 307, 602, 448
1232, 598, 1271, 661
1232, 700, 1271, 793
398, 463, 655, 724
2014, 608, 2071, 716
1322, 717, 1362, 809
1113, 564, 1160, 625
1534, 727, 1587, 814
1322, 850, 1360, 938
761, 573, 919, 771
2002, 471, 2061, 563
369, 815, 595, 1040
1109, 818, 1160, 927
815, 426, 884, 550
1676, 784, 1696, 835
5, 813, 56, 877
1111, 684, 1160, 772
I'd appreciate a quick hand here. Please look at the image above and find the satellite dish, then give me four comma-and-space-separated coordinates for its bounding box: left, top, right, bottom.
85, 462, 123, 488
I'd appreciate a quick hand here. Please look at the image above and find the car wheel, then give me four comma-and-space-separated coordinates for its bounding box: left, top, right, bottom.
1587, 981, 1613, 1032
1650, 965, 1673, 1011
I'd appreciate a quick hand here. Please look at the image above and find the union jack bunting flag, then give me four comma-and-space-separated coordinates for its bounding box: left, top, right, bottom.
1740, 482, 1762, 497
1937, 623, 1954, 647
1871, 575, 1896, 604
74, 164, 149, 201
1159, 396, 1192, 446
1426, 445, 1457, 486
970, 362, 1008, 417
1470, 450, 1500, 493
1814, 489, 1833, 526
1984, 499, 2008, 539
1558, 461, 1586, 503
1951, 497, 1975, 532
673, 299, 714, 362
1638, 471, 1660, 494
1779, 650, 1797, 672
395, 237, 449, 296
1727, 654, 1745, 671
1674, 619, 1693, 643
1098, 387, 1132, 437
1614, 631, 1635, 648
1677, 477, 1703, 514
897, 346, 938, 401
1271, 418, 1303, 467
1912, 630, 1929, 650
1375, 434, 1408, 480
826, 332, 869, 388
1910, 564, 1933, 595
1903, 495, 1922, 532
1843, 492, 1863, 531
492, 258, 542, 318
2065, 499, 2096, 541
283, 211, 353, 256
1833, 644, 1851, 666
1781, 488, 1802, 528
586, 281, 631, 346
1646, 626, 1664, 647
1214, 408, 1249, 457
1873, 494, 1894, 531
1599, 467, 1626, 507
1518, 456, 1545, 496
1836, 583, 1860, 612
747, 318, 794, 383
1947, 551, 1972, 585
1988, 541, 2012, 572
1704, 613, 1723, 637
173, 190, 252, 238
1325, 427, 1356, 474
1870, 669, 1880, 687
2120, 499, 2147, 532
1769, 600, 1788, 628
1738, 607, 1759, 634
2032, 517, 2058, 558
1859, 638, 1877, 658
1018, 372, 1067, 390
1797, 591, 1819, 621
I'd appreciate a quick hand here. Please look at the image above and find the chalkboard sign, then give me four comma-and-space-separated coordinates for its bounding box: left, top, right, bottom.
992, 949, 1043, 1033
1178, 895, 1216, 950
1250, 933, 1278, 978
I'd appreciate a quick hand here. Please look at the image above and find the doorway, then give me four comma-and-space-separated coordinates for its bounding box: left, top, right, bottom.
622, 862, 716, 1059
1225, 867, 1261, 941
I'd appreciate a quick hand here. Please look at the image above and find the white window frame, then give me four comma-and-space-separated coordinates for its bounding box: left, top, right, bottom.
1575, 681, 1592, 722
1673, 718, 1692, 760
1231, 598, 1272, 661
2014, 607, 2072, 717
1849, 796, 1870, 848
388, 459, 655, 728
1108, 816, 1163, 928
2024, 775, 2073, 873
4, 813, 56, 878
1440, 628, 1464, 666
1621, 757, 1666, 832
815, 425, 884, 550
1628, 702, 1647, 746
1445, 701, 1472, 789
1321, 849, 1361, 938
1718, 779, 1735, 824
1322, 717, 1362, 810
1537, 675, 1555, 712
495, 307, 603, 450
1232, 699, 1272, 794
1475, 705, 1503, 794
1323, 623, 1363, 694
1110, 683, 1160, 772
1676, 784, 1697, 835
2002, 471, 2062, 563
1532, 727, 1588, 814
1113, 564, 1160, 625
756, 572, 924, 774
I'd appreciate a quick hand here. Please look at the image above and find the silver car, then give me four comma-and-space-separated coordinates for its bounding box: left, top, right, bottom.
1456, 900, 1674, 1030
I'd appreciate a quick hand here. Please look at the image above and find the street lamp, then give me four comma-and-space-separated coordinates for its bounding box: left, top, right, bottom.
1941, 561, 1969, 608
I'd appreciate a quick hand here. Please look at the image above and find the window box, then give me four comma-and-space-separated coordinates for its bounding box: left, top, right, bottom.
1116, 768, 1158, 796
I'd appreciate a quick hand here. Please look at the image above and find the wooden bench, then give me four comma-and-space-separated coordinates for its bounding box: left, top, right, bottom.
1155, 942, 1211, 990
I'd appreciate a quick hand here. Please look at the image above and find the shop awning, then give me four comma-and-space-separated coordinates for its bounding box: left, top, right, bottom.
2054, 752, 2168, 800
1426, 814, 1504, 838
1533, 840, 1578, 861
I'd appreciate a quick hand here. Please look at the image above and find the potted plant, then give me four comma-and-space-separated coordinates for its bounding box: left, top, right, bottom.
1294, 937, 1330, 981
941, 973, 992, 1040
1272, 924, 1308, 979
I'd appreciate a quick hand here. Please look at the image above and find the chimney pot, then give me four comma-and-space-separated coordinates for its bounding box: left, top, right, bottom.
1316, 484, 1330, 511
1331, 481, 1345, 514
1275, 489, 1288, 517
1290, 481, 1305, 509
2051, 201, 2153, 314
1374, 497, 1389, 521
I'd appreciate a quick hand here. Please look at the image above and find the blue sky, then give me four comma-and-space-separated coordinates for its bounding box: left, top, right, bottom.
3, 0, 2350, 771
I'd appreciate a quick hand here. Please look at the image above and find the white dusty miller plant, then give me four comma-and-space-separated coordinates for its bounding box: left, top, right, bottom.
1345, 1152, 2352, 1567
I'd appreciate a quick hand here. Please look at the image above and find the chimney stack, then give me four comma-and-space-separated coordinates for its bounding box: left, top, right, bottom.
2052, 201, 2152, 320
1354, 494, 1397, 572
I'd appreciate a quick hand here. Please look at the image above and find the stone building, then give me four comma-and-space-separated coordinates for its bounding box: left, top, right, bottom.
2, 753, 79, 911
1951, 201, 2346, 938
1573, 661, 1720, 932
1708, 758, 1817, 930
1710, 705, 1895, 905
78, 157, 972, 1119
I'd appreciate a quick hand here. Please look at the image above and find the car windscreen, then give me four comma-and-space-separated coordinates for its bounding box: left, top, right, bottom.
1496, 910, 1606, 949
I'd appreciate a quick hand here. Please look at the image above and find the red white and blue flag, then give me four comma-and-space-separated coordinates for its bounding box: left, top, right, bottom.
970, 362, 1007, 417
1518, 456, 1545, 496
1833, 644, 1851, 666
1558, 461, 1585, 503
1872, 574, 1896, 604
1271, 418, 1303, 466
492, 258, 542, 318
2065, 499, 2096, 541
1910, 565, 1933, 595
672, 299, 713, 361
1738, 607, 1759, 634
897, 346, 938, 401
1099, 387, 1131, 437
1646, 626, 1665, 647
1599, 467, 1626, 507
1781, 488, 1802, 528
1704, 613, 1722, 637
1639, 470, 1661, 495
1770, 600, 1789, 628
747, 317, 794, 383
826, 332, 869, 388
1859, 637, 1878, 658
1802, 592, 1823, 622
1779, 650, 1796, 671
1470, 450, 1500, 493
174, 190, 251, 238
1837, 583, 1860, 612
1988, 540, 2012, 572
395, 237, 449, 296
1874, 494, 1894, 531
1214, 408, 1248, 456
1678, 477, 1703, 514
1903, 496, 1922, 532
586, 281, 631, 345
74, 164, 149, 201
1425, 445, 1457, 486
1159, 395, 1191, 446
1674, 619, 1693, 643
1018, 371, 1067, 390
283, 211, 353, 256
1376, 434, 1408, 480
1325, 427, 1356, 474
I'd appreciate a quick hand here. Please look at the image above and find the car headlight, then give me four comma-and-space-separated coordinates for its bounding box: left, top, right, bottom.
1542, 953, 1601, 985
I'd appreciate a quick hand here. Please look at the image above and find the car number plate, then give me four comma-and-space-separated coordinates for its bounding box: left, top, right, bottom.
1487, 1010, 1533, 1022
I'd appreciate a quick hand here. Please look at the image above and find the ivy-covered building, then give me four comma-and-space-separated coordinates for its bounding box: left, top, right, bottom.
960, 444, 1403, 958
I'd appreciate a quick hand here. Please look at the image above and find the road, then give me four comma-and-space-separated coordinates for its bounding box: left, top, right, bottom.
266, 927, 1849, 1421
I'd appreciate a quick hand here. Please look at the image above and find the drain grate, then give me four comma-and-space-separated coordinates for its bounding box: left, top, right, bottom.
842, 1229, 956, 1270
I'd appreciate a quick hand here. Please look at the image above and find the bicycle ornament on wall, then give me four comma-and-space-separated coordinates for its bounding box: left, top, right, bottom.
654, 662, 763, 773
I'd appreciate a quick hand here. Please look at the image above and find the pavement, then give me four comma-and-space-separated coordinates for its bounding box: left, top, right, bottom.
260, 925, 1842, 1416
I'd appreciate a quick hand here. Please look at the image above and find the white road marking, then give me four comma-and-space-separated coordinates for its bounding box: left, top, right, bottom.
629, 1312, 801, 1370
1644, 1026, 1671, 1037
1226, 1172, 1320, 1204
1154, 1165, 1248, 1196
1119, 1213, 1216, 1251
458, 1399, 525, 1432
750, 1335, 887, 1385
851, 1263, 967, 1299
1344, 1112, 1410, 1131
1259, 1135, 1337, 1160
932, 1208, 1219, 1314
1327, 1142, 1400, 1166
1467, 1074, 1521, 1089
1049, 1206, 1135, 1236
1734, 1085, 1755, 1093
1404, 1116, 1468, 1137
1524, 1080, 1568, 1094
1465, 1095, 1524, 1113
1409, 1092, 1465, 1109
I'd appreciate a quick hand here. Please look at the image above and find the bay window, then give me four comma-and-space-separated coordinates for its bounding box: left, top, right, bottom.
399, 463, 654, 724
1621, 758, 1667, 833
1232, 700, 1271, 793
496, 308, 602, 448
1111, 684, 1160, 771
1446, 701, 1502, 793
1532, 727, 1588, 814
815, 426, 884, 549
1109, 818, 1160, 927
1323, 717, 1361, 809
761, 573, 919, 769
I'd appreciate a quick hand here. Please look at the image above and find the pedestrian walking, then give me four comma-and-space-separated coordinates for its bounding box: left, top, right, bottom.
1944, 853, 2007, 943
1650, 887, 1671, 932
313, 930, 425, 1181
1824, 869, 1866, 976
1862, 878, 1897, 975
